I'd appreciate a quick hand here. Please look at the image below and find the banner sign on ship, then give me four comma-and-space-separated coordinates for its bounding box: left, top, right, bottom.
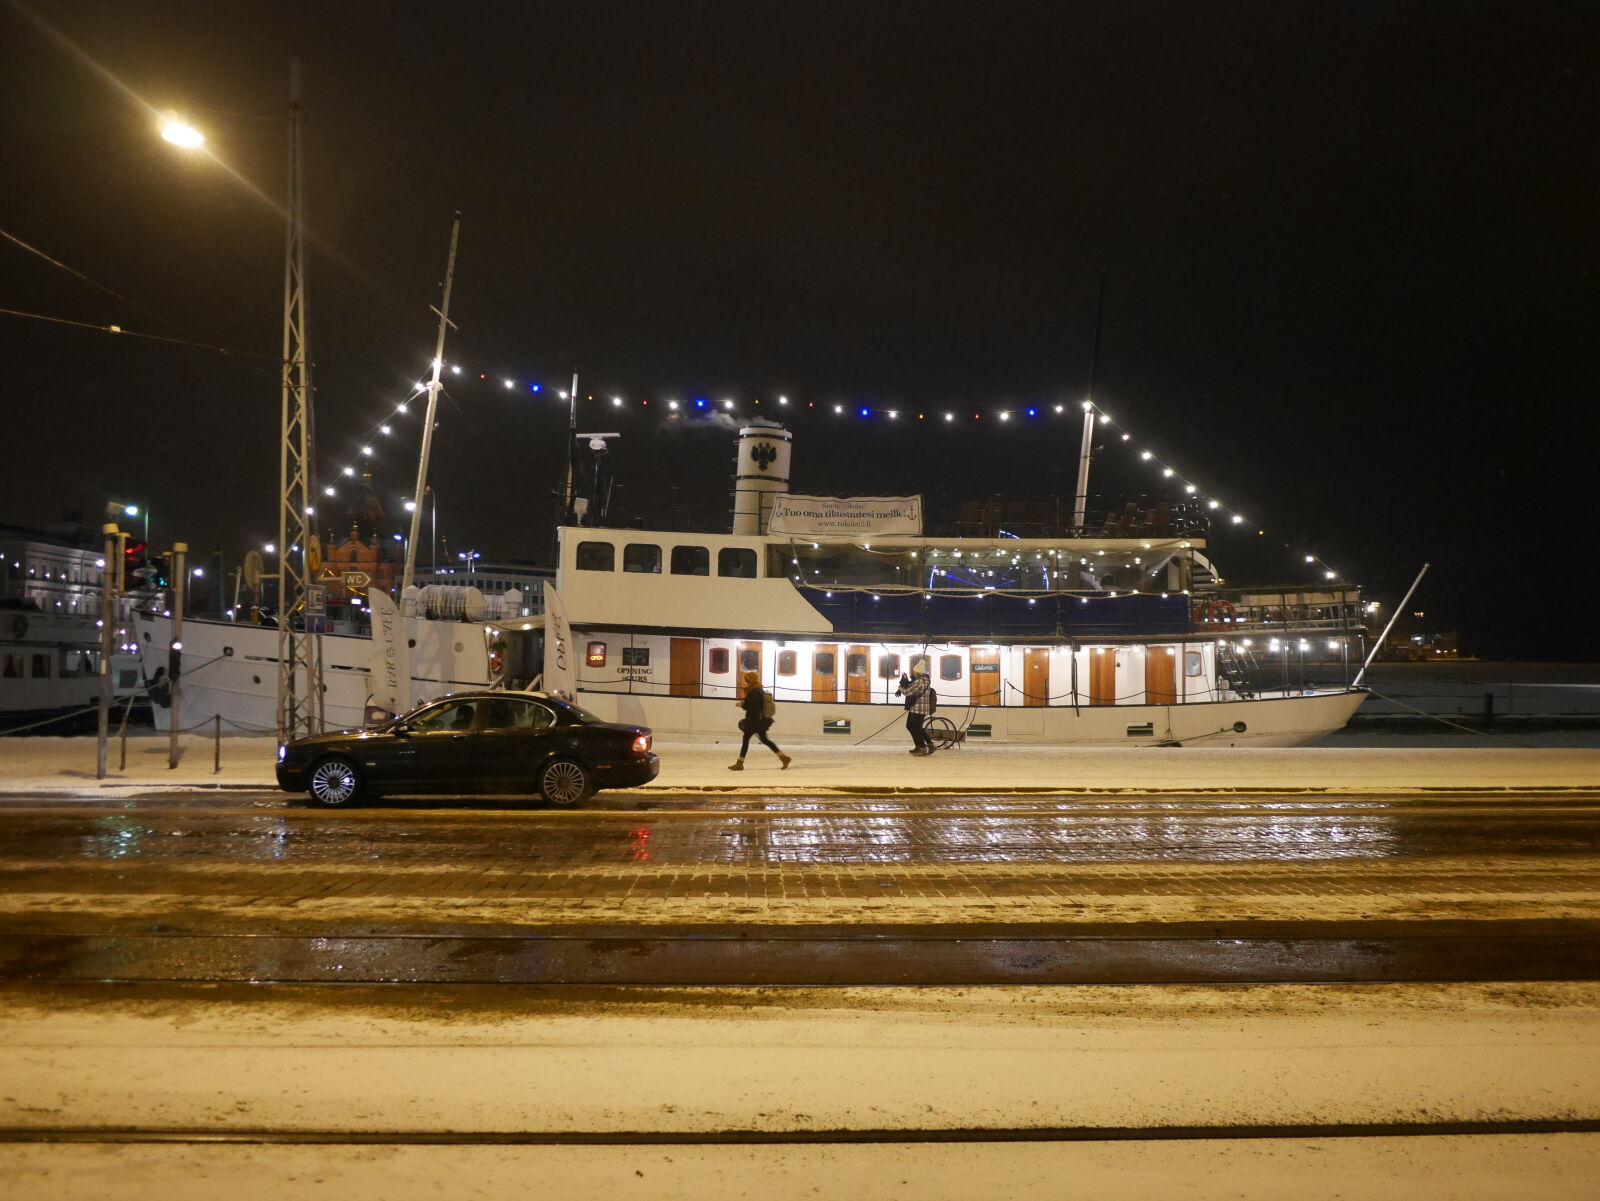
542, 585, 577, 700
768, 494, 923, 538
367, 588, 411, 719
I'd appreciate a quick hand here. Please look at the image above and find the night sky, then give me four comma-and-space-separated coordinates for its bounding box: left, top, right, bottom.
2, 1, 1594, 657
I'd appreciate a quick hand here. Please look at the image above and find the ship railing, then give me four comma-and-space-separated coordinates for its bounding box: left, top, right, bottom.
1192, 586, 1366, 635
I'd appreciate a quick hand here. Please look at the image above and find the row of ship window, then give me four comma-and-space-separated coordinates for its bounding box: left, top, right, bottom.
587, 642, 969, 680
2, 652, 98, 679
587, 644, 1209, 679
576, 542, 758, 578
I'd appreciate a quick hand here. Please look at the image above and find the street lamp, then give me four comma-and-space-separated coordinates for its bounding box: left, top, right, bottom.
159, 117, 204, 149
108, 501, 148, 545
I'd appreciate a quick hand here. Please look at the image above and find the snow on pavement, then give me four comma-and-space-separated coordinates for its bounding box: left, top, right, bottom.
2, 732, 1599, 795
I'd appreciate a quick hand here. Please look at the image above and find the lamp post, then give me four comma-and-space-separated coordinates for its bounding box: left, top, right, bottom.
108, 502, 147, 546
160, 64, 320, 740
94, 515, 126, 780
427, 486, 438, 574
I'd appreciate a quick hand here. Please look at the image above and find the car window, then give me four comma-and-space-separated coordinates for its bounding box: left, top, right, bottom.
482, 699, 555, 731
551, 700, 602, 724
411, 700, 477, 732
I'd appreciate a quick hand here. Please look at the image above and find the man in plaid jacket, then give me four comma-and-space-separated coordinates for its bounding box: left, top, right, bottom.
896, 662, 937, 756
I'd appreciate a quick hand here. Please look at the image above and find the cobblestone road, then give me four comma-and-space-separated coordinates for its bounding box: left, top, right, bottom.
2, 791, 1598, 928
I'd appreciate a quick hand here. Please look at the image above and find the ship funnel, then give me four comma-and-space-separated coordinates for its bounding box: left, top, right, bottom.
732, 421, 792, 535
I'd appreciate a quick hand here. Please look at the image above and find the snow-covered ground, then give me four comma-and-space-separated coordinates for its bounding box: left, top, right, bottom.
2, 981, 1598, 1199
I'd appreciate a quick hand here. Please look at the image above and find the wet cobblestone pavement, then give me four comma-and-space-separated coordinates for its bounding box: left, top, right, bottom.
1, 791, 1598, 931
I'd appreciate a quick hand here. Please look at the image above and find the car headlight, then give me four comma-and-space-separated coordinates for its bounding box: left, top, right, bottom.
278, 744, 287, 761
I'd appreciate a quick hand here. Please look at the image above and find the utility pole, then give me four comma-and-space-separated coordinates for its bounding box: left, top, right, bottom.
168, 542, 187, 769
277, 58, 320, 741
95, 522, 123, 780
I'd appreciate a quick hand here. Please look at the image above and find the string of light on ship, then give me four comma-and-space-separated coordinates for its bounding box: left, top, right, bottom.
311, 364, 1344, 583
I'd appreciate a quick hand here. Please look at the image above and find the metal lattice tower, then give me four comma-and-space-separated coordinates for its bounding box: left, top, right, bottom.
277, 60, 321, 741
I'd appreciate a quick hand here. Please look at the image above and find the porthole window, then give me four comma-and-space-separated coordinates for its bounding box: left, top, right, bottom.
877, 653, 901, 679
815, 651, 836, 674
576, 542, 615, 571
939, 654, 963, 680
670, 545, 710, 576
846, 652, 868, 677
1184, 650, 1204, 677
623, 543, 661, 574
708, 647, 729, 674
739, 647, 760, 671
777, 650, 798, 675
586, 641, 607, 667
718, 547, 757, 578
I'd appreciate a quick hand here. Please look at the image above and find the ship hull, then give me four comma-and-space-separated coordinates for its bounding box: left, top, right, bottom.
132, 613, 495, 735
571, 687, 1367, 747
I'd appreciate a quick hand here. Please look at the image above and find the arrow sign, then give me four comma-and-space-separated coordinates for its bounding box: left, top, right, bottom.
342, 571, 372, 589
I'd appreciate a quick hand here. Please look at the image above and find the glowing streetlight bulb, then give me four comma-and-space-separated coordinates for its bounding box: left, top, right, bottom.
160, 118, 205, 148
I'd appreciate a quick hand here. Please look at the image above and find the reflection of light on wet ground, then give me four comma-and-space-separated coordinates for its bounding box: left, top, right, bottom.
13, 795, 1595, 872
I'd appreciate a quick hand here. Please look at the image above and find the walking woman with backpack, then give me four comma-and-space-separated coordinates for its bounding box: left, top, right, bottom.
729, 670, 791, 771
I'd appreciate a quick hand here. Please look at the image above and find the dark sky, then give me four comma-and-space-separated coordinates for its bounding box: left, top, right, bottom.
2, 1, 1594, 656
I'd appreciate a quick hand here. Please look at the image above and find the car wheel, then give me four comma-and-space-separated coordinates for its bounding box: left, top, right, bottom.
538, 758, 592, 807
307, 755, 365, 808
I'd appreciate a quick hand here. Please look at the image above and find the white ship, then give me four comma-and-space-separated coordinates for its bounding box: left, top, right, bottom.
2, 528, 144, 735
552, 423, 1368, 747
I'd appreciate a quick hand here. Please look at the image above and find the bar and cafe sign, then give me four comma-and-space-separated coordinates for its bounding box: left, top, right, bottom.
768, 494, 923, 538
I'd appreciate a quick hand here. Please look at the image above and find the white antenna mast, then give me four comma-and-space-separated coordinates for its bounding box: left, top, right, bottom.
1071, 273, 1106, 530
402, 214, 461, 601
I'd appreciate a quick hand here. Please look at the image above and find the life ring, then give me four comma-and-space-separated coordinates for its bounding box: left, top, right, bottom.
1195, 600, 1238, 625
9, 615, 26, 640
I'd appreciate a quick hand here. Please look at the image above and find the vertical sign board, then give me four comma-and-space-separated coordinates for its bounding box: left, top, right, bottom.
304, 584, 327, 635
367, 588, 411, 720
543, 584, 577, 700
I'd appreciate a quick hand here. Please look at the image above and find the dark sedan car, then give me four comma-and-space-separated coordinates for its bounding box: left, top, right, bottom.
276, 691, 658, 807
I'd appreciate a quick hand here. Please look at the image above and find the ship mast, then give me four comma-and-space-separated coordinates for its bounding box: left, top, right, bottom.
401, 214, 462, 602
1071, 273, 1106, 531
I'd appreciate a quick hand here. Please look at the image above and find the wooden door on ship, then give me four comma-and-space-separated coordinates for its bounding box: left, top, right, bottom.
812, 644, 838, 703
845, 644, 871, 703
1088, 648, 1117, 706
669, 638, 700, 697
970, 647, 1000, 706
1022, 648, 1049, 707
737, 641, 762, 697
1145, 646, 1178, 705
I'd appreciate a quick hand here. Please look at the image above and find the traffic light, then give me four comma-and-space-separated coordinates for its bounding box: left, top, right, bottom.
147, 555, 171, 588
124, 540, 148, 587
